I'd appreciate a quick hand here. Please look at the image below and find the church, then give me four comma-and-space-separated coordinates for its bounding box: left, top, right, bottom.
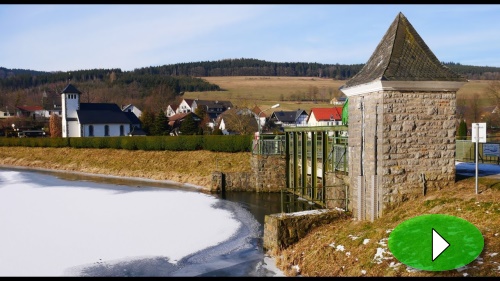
60, 84, 143, 137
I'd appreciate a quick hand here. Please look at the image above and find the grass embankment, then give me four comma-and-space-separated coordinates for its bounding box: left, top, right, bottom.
274, 176, 500, 277
0, 147, 252, 190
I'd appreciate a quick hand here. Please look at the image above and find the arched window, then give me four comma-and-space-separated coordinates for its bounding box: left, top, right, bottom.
120, 125, 124, 136
89, 125, 94, 137
104, 125, 109, 136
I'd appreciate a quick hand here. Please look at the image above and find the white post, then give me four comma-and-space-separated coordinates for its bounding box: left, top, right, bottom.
475, 124, 479, 195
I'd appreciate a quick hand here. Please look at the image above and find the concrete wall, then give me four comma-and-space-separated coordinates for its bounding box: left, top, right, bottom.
348, 91, 457, 220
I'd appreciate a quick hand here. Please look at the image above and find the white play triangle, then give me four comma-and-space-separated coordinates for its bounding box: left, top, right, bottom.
432, 228, 450, 261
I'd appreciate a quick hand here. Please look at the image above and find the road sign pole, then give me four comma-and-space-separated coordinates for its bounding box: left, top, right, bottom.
475, 124, 479, 195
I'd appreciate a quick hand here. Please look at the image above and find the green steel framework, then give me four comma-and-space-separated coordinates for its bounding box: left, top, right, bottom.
282, 125, 349, 213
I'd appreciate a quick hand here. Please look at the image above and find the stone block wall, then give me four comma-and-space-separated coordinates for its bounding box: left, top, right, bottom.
348, 90, 457, 219
211, 154, 286, 193
263, 209, 347, 253
251, 154, 286, 192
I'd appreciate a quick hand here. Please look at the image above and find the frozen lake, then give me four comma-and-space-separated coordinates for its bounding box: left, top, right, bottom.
0, 167, 284, 277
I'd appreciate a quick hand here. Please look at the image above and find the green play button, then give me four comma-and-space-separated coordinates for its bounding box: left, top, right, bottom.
388, 214, 484, 271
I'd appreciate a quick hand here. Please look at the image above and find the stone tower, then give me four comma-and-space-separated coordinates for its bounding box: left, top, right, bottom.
60, 83, 82, 138
340, 12, 468, 221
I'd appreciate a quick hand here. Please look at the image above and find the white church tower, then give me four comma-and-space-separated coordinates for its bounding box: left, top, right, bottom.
61, 84, 82, 137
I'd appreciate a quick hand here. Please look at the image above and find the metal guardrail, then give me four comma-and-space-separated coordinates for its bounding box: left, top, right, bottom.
456, 140, 500, 165
252, 134, 285, 155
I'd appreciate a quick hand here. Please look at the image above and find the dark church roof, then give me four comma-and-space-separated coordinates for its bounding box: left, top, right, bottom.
77, 103, 137, 124
342, 12, 467, 89
61, 83, 82, 94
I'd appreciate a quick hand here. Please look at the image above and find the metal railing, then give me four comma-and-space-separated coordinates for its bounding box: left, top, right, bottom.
252, 134, 286, 155
456, 139, 500, 164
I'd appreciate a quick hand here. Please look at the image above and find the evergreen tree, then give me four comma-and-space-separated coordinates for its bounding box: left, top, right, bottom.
458, 119, 467, 140
194, 105, 207, 120
212, 127, 224, 135
179, 113, 199, 135
140, 109, 155, 135
152, 110, 170, 136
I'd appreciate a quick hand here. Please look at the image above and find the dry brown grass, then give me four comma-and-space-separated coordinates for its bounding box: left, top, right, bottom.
275, 176, 500, 277
184, 76, 346, 113
0, 147, 251, 190
183, 77, 495, 115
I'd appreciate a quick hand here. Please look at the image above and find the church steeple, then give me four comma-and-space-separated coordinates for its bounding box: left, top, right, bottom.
60, 83, 82, 137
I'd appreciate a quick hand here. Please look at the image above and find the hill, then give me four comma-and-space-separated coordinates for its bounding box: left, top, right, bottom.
1, 59, 499, 114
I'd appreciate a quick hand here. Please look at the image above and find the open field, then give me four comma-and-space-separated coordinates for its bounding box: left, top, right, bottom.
184, 76, 346, 113
184, 76, 496, 114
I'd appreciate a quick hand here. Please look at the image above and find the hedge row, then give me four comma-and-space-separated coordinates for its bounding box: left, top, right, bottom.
0, 135, 253, 153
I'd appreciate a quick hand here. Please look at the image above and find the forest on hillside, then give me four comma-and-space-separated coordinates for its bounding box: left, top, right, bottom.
0, 58, 499, 115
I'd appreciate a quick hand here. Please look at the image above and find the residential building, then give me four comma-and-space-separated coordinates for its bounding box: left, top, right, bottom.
307, 107, 343, 126
191, 99, 233, 129
15, 105, 45, 119
251, 105, 267, 129
168, 112, 201, 136
330, 96, 347, 105
269, 109, 308, 128
165, 103, 178, 117
0, 106, 14, 119
41, 90, 63, 117
122, 104, 142, 118
177, 99, 195, 114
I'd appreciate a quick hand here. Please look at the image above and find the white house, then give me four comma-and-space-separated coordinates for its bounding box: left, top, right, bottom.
270, 109, 308, 127
122, 104, 142, 118
165, 104, 178, 117
61, 84, 143, 137
0, 106, 14, 119
330, 96, 347, 105
177, 99, 195, 114
307, 107, 343, 126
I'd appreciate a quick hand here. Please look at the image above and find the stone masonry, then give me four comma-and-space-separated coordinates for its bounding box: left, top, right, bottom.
211, 154, 285, 193
347, 91, 457, 219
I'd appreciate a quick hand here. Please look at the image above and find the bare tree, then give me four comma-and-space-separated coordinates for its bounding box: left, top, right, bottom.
143, 84, 175, 113
470, 93, 481, 123
223, 108, 258, 135
487, 81, 500, 107
49, 113, 62, 137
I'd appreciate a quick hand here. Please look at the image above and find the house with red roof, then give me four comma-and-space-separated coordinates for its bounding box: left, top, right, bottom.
15, 105, 45, 119
307, 107, 343, 126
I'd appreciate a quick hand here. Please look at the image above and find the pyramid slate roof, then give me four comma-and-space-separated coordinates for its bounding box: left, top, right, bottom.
61, 83, 82, 94
342, 12, 467, 90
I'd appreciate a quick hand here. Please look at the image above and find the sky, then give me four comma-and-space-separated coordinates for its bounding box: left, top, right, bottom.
0, 169, 285, 277
0, 4, 499, 73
